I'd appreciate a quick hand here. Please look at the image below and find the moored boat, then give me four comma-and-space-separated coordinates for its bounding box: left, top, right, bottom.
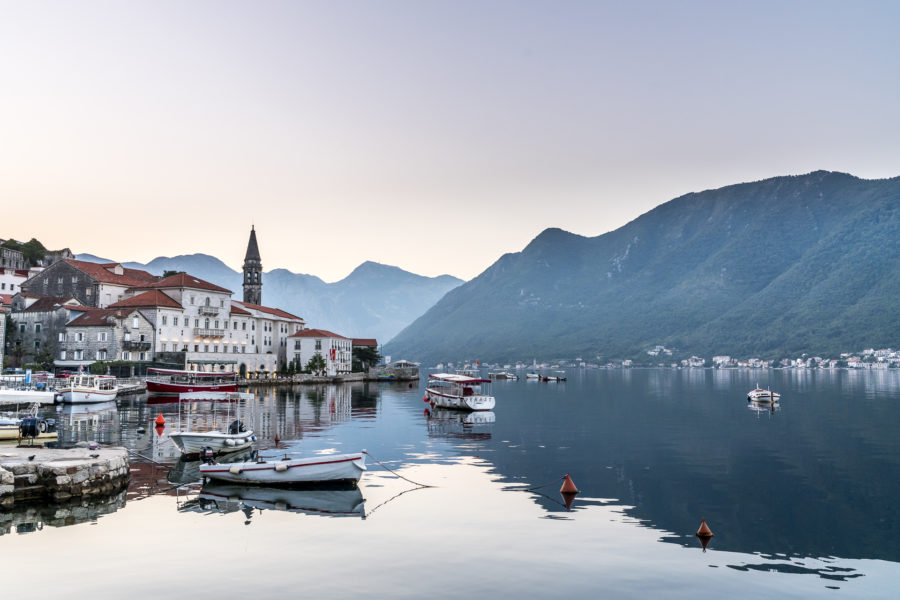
425, 373, 495, 411
57, 374, 118, 403
147, 368, 238, 394
747, 383, 780, 403
168, 392, 256, 456
200, 451, 367, 485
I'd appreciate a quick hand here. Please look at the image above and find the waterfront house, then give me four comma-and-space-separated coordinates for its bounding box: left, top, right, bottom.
21, 259, 157, 307
288, 329, 352, 376
59, 307, 156, 369
8, 294, 95, 366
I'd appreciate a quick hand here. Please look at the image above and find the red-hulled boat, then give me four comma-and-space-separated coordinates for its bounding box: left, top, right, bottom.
146, 368, 239, 394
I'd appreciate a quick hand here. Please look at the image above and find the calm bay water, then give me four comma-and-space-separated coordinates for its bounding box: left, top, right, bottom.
3, 369, 899, 598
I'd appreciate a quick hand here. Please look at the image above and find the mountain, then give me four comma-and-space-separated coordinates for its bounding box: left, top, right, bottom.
74, 253, 462, 343
385, 171, 900, 364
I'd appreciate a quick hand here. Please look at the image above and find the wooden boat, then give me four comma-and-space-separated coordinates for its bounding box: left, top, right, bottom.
426, 373, 495, 411
200, 451, 367, 485
747, 383, 780, 403
168, 392, 256, 456
147, 368, 238, 394
57, 374, 118, 403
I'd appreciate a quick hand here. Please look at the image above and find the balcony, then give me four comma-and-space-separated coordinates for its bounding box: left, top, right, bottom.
194, 328, 225, 338
198, 306, 219, 316
122, 341, 151, 351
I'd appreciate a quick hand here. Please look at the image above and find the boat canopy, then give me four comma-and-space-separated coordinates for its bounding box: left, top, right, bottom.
149, 368, 236, 377
429, 373, 491, 384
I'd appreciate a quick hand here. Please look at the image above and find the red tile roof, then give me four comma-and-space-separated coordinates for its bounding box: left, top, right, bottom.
109, 290, 182, 309
68, 308, 137, 327
232, 300, 303, 321
22, 296, 82, 313
64, 259, 157, 287
352, 338, 378, 347
229, 304, 252, 316
0, 293, 12, 306
139, 272, 232, 294
289, 328, 349, 340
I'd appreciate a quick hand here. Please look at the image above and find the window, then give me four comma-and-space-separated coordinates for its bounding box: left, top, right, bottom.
173, 316, 179, 326
19, 324, 24, 333
34, 340, 40, 349
35, 323, 41, 333
315, 340, 322, 351
122, 351, 131, 361
195, 319, 199, 328
72, 276, 77, 283
242, 322, 246, 331
205, 297, 210, 307
190, 296, 195, 305
86, 287, 91, 296
60, 350, 67, 360
139, 352, 146, 361
98, 349, 107, 360
133, 317, 139, 328
194, 344, 199, 352
139, 334, 145, 342
295, 341, 301, 350
220, 299, 224, 307
57, 277, 63, 284
162, 315, 167, 325
77, 332, 84, 342
59, 332, 65, 342
73, 349, 83, 360
205, 318, 210, 329
204, 344, 209, 352
98, 332, 107, 342
214, 320, 219, 329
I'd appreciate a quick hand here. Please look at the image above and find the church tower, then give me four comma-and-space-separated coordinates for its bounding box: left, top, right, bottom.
243, 225, 262, 305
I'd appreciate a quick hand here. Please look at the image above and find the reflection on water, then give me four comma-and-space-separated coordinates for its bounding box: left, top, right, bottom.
0, 490, 127, 537
4, 372, 900, 596
178, 482, 365, 520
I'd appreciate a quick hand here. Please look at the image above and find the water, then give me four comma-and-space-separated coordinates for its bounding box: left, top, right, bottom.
2, 369, 899, 598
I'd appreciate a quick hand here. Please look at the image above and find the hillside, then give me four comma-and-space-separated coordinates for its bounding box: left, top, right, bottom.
386, 171, 900, 363
74, 254, 462, 342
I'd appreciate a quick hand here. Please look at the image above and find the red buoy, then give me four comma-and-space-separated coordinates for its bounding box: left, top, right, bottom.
423, 395, 429, 403
155, 413, 165, 426
696, 517, 714, 538
560, 473, 579, 494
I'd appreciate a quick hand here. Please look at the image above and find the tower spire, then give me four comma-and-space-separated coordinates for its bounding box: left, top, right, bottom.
243, 226, 262, 304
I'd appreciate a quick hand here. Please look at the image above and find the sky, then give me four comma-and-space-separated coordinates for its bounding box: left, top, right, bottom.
1, 1, 898, 282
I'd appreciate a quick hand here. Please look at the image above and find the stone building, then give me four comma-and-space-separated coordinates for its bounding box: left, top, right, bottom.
7, 295, 94, 367
0, 245, 25, 270
21, 259, 157, 308
289, 328, 353, 376
60, 308, 156, 368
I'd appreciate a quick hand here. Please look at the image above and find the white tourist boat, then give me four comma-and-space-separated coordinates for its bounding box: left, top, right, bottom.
425, 373, 496, 411
57, 374, 119, 403
168, 392, 256, 456
525, 372, 540, 379
199, 451, 367, 485
747, 383, 781, 403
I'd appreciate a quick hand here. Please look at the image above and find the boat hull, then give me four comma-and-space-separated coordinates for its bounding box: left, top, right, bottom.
169, 430, 256, 455
200, 452, 367, 485
425, 388, 495, 411
147, 380, 238, 394
58, 388, 118, 403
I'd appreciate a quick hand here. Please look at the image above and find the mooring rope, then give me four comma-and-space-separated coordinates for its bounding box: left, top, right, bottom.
362, 450, 434, 488
521, 474, 565, 492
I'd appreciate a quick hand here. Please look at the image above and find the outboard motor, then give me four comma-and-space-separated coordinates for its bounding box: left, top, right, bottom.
200, 446, 216, 464
19, 417, 41, 439
228, 420, 246, 435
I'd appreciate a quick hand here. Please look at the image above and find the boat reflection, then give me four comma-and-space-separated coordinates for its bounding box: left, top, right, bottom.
55, 400, 121, 446
747, 399, 780, 416
178, 482, 365, 520
166, 450, 257, 486
426, 408, 495, 440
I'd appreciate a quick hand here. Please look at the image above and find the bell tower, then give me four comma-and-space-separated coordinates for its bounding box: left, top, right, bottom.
243, 225, 262, 305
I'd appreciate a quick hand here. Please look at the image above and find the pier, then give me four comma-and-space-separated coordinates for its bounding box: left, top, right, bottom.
0, 446, 130, 507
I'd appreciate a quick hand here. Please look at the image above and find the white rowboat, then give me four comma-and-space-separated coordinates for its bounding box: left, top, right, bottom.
200, 451, 367, 485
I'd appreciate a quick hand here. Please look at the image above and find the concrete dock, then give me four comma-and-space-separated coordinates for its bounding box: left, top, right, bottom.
0, 446, 130, 507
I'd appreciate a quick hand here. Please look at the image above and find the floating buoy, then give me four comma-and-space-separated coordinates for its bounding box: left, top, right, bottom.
423, 395, 429, 403
696, 517, 714, 538
155, 413, 165, 426
560, 473, 579, 494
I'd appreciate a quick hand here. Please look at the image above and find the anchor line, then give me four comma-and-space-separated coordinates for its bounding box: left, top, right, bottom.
521, 475, 566, 492
363, 486, 426, 519
362, 450, 434, 488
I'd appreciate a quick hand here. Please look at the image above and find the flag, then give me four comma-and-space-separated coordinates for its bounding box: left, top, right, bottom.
476, 360, 479, 365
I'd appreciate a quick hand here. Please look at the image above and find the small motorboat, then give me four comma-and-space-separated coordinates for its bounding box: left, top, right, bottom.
57, 374, 118, 403
747, 383, 780, 403
199, 451, 367, 485
426, 373, 495, 411
168, 392, 257, 456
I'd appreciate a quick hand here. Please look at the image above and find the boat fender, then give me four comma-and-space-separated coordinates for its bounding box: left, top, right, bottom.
39, 420, 47, 433
274, 463, 288, 472
229, 466, 242, 475
250, 435, 257, 442
225, 438, 236, 447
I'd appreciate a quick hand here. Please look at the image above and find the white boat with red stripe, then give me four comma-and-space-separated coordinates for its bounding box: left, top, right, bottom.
425, 373, 496, 411
199, 451, 367, 485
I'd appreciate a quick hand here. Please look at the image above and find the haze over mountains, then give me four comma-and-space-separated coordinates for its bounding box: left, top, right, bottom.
386, 171, 900, 364
74, 253, 462, 344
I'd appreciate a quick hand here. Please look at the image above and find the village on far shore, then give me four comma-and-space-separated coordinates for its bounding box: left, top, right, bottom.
0, 229, 415, 381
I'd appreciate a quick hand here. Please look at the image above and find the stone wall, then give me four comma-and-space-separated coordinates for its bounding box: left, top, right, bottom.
0, 447, 130, 507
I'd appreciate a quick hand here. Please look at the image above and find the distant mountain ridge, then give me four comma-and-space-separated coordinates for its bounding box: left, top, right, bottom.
386, 170, 900, 363
74, 253, 462, 343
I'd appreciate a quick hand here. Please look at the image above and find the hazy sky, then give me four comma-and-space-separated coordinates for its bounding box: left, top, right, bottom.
2, 1, 898, 282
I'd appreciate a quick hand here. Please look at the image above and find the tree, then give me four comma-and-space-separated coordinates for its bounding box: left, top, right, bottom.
352, 346, 381, 372
306, 353, 326, 375
162, 270, 184, 278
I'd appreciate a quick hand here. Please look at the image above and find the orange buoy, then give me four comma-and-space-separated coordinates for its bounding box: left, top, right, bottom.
696, 517, 714, 538
155, 413, 165, 426
560, 473, 579, 494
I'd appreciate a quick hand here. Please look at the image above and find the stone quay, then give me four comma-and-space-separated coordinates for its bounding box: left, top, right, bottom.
0, 446, 130, 507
